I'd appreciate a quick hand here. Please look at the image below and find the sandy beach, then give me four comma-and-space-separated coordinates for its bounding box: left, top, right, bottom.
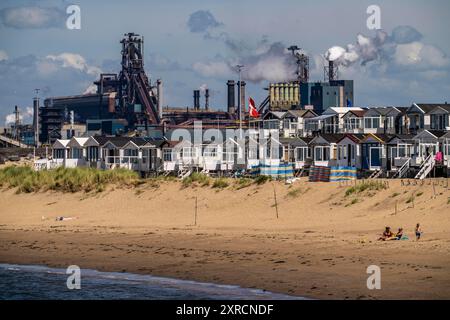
1, 177, 449, 299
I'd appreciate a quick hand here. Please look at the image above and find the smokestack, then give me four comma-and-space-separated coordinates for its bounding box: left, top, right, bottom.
227, 80, 235, 114
193, 90, 200, 110
205, 89, 210, 111
33, 97, 40, 146
328, 60, 336, 82
238, 81, 246, 116
157, 79, 163, 118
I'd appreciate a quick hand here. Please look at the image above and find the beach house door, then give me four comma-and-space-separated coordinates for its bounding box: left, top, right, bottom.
369, 146, 382, 170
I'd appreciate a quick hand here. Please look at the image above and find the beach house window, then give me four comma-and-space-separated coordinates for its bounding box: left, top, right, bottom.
344, 117, 361, 130
386, 116, 395, 129
87, 146, 98, 161
338, 145, 348, 160
351, 145, 356, 160
430, 114, 447, 130
396, 143, 412, 158
295, 147, 308, 161
364, 117, 380, 129
181, 147, 193, 158
444, 140, 450, 156
53, 148, 65, 159
247, 146, 258, 160
263, 119, 279, 130
163, 149, 173, 161
314, 146, 330, 161
71, 148, 83, 159
124, 149, 138, 157
203, 146, 217, 157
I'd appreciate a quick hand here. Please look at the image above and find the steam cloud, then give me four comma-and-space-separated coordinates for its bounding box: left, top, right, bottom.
324, 26, 449, 70
194, 32, 298, 83
4, 107, 33, 126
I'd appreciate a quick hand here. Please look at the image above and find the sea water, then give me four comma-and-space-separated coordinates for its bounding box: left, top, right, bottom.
0, 264, 305, 300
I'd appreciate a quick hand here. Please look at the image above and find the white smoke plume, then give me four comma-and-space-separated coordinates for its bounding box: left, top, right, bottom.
199, 83, 208, 94
4, 106, 34, 126
325, 30, 388, 66
193, 34, 298, 83
324, 26, 449, 71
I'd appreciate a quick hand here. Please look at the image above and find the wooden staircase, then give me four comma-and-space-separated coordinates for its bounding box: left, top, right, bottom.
415, 154, 435, 180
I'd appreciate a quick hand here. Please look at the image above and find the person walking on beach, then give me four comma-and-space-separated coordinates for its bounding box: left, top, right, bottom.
415, 223, 422, 240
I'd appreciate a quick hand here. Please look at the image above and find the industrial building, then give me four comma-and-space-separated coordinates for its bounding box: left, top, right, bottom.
35, 33, 250, 144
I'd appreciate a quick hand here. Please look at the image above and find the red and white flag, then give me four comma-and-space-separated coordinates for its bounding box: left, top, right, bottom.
248, 97, 260, 118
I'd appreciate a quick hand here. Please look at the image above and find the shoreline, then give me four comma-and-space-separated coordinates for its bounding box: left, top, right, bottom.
1, 179, 450, 299
0, 263, 304, 300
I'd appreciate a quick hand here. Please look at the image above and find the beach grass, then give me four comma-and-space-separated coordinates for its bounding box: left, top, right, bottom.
345, 180, 387, 197
234, 178, 253, 190
0, 166, 139, 193
254, 175, 272, 185
212, 178, 229, 189
406, 195, 415, 204
182, 172, 211, 187
287, 187, 302, 198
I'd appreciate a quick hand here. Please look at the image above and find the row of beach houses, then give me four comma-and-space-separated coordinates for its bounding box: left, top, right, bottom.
34, 103, 450, 179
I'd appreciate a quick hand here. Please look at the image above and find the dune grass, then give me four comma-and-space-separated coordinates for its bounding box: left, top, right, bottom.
254, 175, 272, 185
0, 166, 139, 193
182, 172, 211, 188
345, 180, 387, 197
212, 178, 229, 189
233, 178, 252, 190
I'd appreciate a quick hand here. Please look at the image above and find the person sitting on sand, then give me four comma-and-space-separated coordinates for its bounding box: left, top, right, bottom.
378, 227, 394, 241
415, 223, 422, 240
394, 228, 404, 240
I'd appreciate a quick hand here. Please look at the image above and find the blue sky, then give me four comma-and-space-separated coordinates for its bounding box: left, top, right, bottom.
1, 0, 449, 124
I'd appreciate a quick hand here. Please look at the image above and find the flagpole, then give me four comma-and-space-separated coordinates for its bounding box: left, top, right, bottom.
236, 64, 244, 135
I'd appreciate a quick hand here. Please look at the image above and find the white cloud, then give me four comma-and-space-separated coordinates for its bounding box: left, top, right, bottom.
395, 42, 450, 68
46, 53, 102, 76
192, 61, 232, 78
394, 42, 423, 65
0, 6, 65, 29
0, 50, 8, 61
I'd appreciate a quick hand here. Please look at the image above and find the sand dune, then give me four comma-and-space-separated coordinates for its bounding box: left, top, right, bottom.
1, 178, 449, 299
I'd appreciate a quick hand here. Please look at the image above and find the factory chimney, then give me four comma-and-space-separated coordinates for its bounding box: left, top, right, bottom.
33, 92, 40, 147
156, 79, 163, 119
238, 81, 246, 116
227, 80, 236, 115
205, 89, 210, 111
328, 60, 334, 81
326, 60, 338, 82
193, 90, 200, 110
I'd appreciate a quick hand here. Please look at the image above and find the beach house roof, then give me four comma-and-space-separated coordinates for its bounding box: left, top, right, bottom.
52, 139, 70, 149
67, 137, 89, 148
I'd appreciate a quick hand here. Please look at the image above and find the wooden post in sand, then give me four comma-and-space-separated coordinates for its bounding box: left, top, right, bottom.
194, 196, 198, 226
432, 182, 436, 199
272, 184, 279, 219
